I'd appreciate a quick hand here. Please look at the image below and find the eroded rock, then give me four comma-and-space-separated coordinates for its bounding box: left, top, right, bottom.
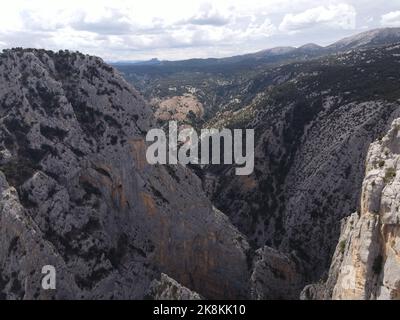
304, 118, 400, 300
250, 246, 304, 300
147, 273, 202, 300
0, 49, 250, 299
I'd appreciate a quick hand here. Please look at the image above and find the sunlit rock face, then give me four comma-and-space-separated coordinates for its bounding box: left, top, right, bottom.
147, 273, 202, 300
303, 118, 400, 300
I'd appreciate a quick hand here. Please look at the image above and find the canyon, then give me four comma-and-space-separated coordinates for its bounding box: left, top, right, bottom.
1, 28, 400, 299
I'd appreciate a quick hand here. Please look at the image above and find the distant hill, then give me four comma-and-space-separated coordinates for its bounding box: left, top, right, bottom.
327, 27, 400, 51
113, 28, 400, 72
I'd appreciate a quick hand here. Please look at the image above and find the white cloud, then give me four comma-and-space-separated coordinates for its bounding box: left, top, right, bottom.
0, 0, 283, 59
184, 3, 231, 26
381, 11, 400, 27
279, 3, 357, 33
0, 0, 395, 60
69, 11, 128, 35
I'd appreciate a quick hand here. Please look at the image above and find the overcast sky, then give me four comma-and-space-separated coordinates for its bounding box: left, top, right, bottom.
0, 0, 400, 61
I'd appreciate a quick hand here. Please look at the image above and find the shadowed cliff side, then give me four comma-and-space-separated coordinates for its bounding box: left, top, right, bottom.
0, 48, 251, 299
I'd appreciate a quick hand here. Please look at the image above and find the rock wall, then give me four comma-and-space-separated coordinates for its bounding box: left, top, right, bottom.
147, 273, 202, 300
303, 118, 400, 300
0, 49, 250, 299
250, 246, 304, 300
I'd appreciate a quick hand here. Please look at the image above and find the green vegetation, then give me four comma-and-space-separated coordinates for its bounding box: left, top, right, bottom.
116, 41, 400, 138
0, 159, 41, 188
339, 240, 346, 254
384, 167, 396, 183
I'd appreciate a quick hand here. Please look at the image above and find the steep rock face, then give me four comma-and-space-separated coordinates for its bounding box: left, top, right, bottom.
250, 246, 304, 300
304, 118, 400, 300
206, 44, 400, 282
210, 96, 400, 281
147, 273, 202, 300
0, 172, 80, 299
0, 49, 250, 299
114, 35, 400, 298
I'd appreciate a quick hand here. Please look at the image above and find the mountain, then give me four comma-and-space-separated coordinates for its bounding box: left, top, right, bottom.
113, 58, 161, 66
0, 48, 256, 299
113, 28, 400, 298
203, 43, 400, 279
113, 28, 400, 88
113, 28, 400, 126
2, 27, 400, 300
303, 118, 400, 299
327, 27, 400, 52
297, 43, 323, 53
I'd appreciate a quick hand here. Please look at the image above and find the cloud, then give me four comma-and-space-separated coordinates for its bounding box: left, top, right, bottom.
279, 3, 357, 33
381, 11, 400, 27
70, 9, 134, 35
0, 0, 394, 60
184, 3, 231, 26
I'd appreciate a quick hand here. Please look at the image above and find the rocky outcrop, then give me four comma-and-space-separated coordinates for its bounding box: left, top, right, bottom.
303, 118, 400, 300
0, 171, 80, 299
0, 49, 250, 299
147, 273, 202, 300
250, 246, 304, 300
152, 94, 204, 123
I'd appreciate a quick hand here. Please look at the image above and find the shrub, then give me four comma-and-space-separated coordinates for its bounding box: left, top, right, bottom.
378, 160, 385, 168
384, 167, 396, 183
339, 240, 346, 254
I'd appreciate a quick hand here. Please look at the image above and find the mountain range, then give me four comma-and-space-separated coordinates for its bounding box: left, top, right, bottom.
116, 27, 400, 69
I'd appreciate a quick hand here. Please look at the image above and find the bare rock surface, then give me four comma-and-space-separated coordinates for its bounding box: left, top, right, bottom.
250, 246, 304, 300
0, 49, 250, 299
206, 45, 400, 284
304, 118, 400, 299
117, 40, 400, 294
147, 273, 202, 300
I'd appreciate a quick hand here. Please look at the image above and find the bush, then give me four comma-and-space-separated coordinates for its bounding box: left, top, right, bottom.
339, 240, 346, 254
384, 167, 396, 183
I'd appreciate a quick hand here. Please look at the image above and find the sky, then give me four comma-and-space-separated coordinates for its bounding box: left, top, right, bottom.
0, 0, 400, 61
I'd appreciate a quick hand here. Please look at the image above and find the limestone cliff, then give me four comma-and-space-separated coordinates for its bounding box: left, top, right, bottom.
302, 118, 400, 300
0, 49, 250, 299
250, 246, 304, 300
147, 273, 202, 300
118, 41, 400, 291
